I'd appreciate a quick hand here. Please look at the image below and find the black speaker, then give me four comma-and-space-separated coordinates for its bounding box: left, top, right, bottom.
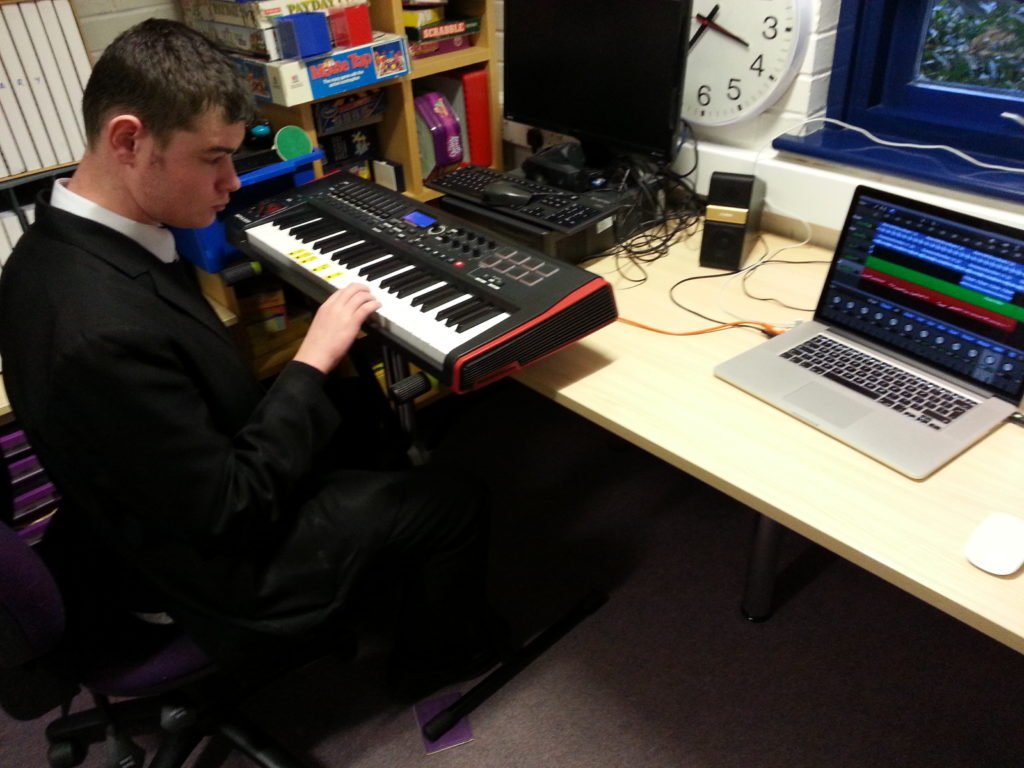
699, 172, 765, 270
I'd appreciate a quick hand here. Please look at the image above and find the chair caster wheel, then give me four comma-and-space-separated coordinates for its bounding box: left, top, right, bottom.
47, 739, 87, 768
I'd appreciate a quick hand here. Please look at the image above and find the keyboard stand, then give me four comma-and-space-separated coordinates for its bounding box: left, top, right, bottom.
421, 589, 608, 743
379, 345, 432, 466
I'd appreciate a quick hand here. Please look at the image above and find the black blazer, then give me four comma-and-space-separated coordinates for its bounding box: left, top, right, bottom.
0, 196, 396, 652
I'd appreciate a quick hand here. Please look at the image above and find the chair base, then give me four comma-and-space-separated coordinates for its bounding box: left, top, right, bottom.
44, 691, 310, 768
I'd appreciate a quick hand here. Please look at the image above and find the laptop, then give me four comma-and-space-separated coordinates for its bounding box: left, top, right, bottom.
715, 185, 1024, 479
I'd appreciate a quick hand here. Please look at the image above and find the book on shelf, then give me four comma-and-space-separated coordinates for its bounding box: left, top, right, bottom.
52, 0, 91, 91
405, 16, 480, 42
0, 11, 55, 170
0, 209, 27, 263
0, 79, 25, 176
19, 0, 86, 162
0, 211, 14, 264
37, 0, 87, 140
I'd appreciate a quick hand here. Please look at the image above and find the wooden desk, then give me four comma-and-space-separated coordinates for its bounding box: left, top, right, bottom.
515, 231, 1024, 655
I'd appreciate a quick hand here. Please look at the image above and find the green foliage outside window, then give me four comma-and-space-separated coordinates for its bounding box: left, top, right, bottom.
920, 0, 1024, 94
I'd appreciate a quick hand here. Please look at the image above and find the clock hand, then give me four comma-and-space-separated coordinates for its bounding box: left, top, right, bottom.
688, 4, 719, 50
694, 13, 750, 48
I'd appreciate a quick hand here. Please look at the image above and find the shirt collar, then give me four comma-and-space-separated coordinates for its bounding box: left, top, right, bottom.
51, 177, 179, 264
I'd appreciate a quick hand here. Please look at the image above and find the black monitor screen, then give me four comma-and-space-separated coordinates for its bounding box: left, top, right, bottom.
503, 0, 691, 163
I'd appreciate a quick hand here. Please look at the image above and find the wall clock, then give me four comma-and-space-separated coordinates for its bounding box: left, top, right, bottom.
682, 0, 812, 127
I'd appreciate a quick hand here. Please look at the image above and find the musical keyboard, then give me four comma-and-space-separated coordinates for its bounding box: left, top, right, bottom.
227, 173, 618, 393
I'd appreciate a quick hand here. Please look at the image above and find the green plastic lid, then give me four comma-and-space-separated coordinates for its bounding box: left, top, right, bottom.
274, 125, 314, 160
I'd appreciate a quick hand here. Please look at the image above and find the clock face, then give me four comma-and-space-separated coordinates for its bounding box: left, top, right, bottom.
682, 0, 811, 127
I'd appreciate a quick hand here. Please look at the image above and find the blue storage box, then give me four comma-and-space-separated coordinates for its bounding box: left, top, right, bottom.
172, 149, 323, 274
277, 12, 332, 59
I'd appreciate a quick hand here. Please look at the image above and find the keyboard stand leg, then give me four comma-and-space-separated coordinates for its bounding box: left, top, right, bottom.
741, 514, 784, 622
420, 589, 608, 743
380, 345, 431, 466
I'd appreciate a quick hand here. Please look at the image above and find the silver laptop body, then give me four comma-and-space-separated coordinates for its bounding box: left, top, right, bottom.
715, 186, 1024, 479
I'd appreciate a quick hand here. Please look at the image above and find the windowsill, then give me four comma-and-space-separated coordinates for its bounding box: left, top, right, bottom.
678, 139, 1024, 251
773, 126, 1024, 207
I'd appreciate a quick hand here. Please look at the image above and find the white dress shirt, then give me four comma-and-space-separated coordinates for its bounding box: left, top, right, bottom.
51, 177, 178, 264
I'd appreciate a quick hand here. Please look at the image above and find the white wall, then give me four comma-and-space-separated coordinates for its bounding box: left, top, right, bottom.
72, 0, 180, 62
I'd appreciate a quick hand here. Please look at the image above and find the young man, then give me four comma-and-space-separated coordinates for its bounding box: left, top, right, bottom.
0, 19, 498, 693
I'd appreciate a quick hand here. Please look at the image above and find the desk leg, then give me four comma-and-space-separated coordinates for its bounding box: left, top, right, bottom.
742, 514, 783, 622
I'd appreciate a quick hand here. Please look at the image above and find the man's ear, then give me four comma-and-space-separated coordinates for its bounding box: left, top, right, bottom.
107, 114, 145, 164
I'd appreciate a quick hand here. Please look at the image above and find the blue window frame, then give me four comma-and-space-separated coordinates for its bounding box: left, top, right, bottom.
774, 0, 1024, 204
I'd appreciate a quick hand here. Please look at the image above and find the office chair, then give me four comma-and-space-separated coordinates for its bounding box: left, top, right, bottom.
0, 460, 313, 768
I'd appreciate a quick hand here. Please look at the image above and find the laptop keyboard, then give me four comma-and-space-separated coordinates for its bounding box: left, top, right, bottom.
781, 335, 979, 430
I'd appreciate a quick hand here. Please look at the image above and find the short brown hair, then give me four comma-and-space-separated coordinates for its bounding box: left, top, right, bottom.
82, 18, 255, 146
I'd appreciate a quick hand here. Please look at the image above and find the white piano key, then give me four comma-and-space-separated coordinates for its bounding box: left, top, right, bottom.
245, 219, 511, 367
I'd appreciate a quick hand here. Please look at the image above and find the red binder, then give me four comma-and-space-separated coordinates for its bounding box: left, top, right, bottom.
460, 67, 492, 168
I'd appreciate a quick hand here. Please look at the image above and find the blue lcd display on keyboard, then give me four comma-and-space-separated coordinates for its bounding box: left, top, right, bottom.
404, 210, 437, 229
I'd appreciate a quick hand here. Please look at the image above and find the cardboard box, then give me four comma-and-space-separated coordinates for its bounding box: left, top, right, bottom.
313, 88, 386, 136
190, 18, 282, 59
320, 124, 377, 173
408, 32, 474, 60
233, 32, 409, 107
188, 0, 352, 30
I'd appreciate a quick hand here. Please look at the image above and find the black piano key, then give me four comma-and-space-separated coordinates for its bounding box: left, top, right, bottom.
360, 256, 407, 281
438, 298, 485, 325
394, 274, 440, 298
296, 221, 340, 243
288, 219, 328, 237
456, 305, 503, 333
379, 268, 428, 292
331, 242, 380, 266
413, 285, 464, 311
312, 231, 355, 253
272, 207, 320, 228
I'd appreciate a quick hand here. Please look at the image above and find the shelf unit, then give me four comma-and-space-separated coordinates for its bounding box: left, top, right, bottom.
211, 1, 503, 379
0, 0, 87, 186
258, 0, 501, 200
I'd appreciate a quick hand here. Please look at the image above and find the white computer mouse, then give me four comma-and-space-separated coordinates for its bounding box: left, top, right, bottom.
965, 513, 1024, 576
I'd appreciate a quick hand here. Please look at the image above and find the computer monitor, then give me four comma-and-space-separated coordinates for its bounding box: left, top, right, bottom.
502, 0, 691, 168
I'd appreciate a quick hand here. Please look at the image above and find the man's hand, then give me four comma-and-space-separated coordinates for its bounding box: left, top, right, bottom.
293, 283, 381, 374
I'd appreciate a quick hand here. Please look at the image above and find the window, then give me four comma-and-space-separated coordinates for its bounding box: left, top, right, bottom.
773, 0, 1024, 204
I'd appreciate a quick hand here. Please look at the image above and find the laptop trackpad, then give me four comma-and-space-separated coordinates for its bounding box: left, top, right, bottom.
784, 383, 871, 427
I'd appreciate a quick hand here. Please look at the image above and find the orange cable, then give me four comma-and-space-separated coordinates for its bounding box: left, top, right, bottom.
617, 316, 787, 337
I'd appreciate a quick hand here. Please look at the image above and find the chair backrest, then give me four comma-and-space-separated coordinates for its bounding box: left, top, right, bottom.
0, 517, 80, 721
0, 519, 64, 668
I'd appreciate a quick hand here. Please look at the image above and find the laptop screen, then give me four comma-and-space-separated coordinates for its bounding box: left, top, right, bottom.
817, 186, 1024, 402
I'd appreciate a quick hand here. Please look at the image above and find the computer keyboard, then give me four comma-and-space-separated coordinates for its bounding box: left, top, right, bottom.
781, 335, 978, 430
427, 165, 619, 234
